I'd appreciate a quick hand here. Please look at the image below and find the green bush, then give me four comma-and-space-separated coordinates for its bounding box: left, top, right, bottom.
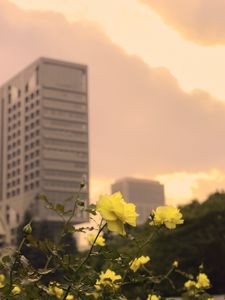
0, 185, 214, 300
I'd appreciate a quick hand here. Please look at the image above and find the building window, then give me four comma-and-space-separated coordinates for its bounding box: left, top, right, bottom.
25, 83, 29, 93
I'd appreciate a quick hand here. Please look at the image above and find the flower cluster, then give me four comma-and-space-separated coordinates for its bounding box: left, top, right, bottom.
0, 190, 214, 300
48, 283, 74, 300
0, 274, 21, 296
129, 255, 150, 272
184, 272, 211, 290
95, 269, 122, 290
87, 234, 106, 247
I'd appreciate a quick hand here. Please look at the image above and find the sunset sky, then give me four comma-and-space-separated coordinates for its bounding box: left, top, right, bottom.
1, 0, 225, 205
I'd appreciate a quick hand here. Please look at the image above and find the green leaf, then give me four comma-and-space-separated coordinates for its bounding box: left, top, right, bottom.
55, 204, 65, 214
64, 223, 76, 233
85, 204, 97, 215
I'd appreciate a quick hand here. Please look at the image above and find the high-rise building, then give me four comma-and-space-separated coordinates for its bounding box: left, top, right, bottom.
111, 177, 165, 225
0, 57, 89, 245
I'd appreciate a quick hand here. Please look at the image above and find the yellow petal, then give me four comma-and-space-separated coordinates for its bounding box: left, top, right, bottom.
96, 195, 117, 221
107, 220, 126, 236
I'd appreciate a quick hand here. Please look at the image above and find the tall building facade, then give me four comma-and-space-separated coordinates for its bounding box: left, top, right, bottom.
0, 57, 89, 244
112, 177, 164, 225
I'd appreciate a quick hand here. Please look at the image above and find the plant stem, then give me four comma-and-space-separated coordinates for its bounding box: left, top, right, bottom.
7, 237, 26, 295
62, 221, 106, 300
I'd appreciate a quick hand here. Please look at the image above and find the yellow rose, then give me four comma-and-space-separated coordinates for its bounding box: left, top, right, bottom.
87, 234, 106, 247
172, 260, 179, 268
184, 280, 196, 289
95, 269, 121, 290
48, 283, 64, 299
147, 294, 160, 300
96, 192, 138, 235
66, 294, 74, 300
130, 256, 150, 272
11, 285, 21, 295
195, 273, 210, 289
150, 206, 184, 229
0, 274, 5, 288
86, 291, 100, 299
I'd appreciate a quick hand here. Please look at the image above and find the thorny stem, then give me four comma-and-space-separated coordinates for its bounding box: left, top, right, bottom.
122, 231, 156, 283
7, 236, 26, 296
42, 185, 84, 273
62, 220, 106, 300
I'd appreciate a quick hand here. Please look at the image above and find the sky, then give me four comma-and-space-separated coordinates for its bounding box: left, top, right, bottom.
1, 0, 225, 205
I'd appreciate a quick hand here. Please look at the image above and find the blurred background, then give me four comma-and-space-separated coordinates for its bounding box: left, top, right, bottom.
0, 0, 225, 296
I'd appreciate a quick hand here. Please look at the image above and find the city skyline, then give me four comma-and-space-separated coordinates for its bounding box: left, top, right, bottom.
0, 0, 225, 206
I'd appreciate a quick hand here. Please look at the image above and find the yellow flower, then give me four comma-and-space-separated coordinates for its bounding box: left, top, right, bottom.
96, 192, 138, 235
195, 273, 210, 289
172, 260, 179, 268
147, 294, 160, 300
66, 294, 74, 300
95, 269, 121, 290
87, 234, 105, 247
130, 256, 150, 272
86, 291, 100, 299
48, 283, 64, 299
184, 280, 196, 289
0, 274, 5, 288
150, 206, 184, 229
11, 285, 21, 295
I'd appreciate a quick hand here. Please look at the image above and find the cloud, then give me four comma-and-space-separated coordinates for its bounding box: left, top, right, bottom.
1, 0, 225, 200
141, 0, 225, 45
156, 169, 225, 206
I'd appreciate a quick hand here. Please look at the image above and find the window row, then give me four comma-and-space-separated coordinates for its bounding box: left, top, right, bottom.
43, 109, 86, 121
8, 130, 21, 141
43, 138, 87, 150
8, 101, 21, 113
8, 120, 21, 131
24, 160, 39, 171
7, 169, 20, 178
25, 139, 40, 151
43, 191, 88, 203
43, 169, 86, 179
25, 90, 39, 103
25, 120, 40, 131
43, 99, 86, 112
25, 129, 40, 141
7, 188, 21, 198
25, 150, 40, 161
43, 129, 87, 139
25, 100, 40, 112
7, 159, 21, 169
44, 180, 81, 188
24, 170, 40, 181
7, 179, 20, 189
25, 109, 40, 121
7, 152, 21, 160
24, 181, 40, 192
7, 111, 21, 120
7, 139, 21, 149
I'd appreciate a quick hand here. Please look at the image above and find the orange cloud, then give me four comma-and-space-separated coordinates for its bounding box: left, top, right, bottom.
1, 0, 225, 202
156, 169, 225, 206
141, 0, 225, 45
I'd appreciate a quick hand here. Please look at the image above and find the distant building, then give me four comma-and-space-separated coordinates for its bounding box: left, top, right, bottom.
111, 177, 165, 225
0, 57, 89, 245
